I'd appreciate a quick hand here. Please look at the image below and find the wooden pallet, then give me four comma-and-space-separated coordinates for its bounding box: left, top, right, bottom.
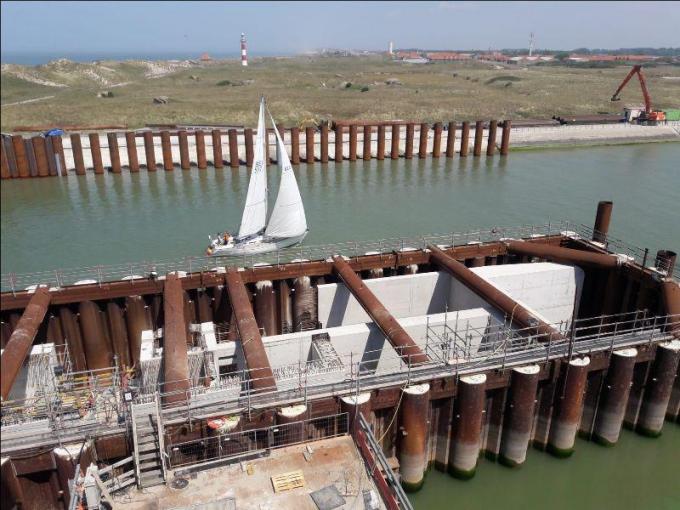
271, 470, 305, 493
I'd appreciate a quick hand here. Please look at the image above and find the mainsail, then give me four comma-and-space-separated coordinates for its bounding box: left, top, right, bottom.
237, 98, 268, 238
264, 110, 308, 239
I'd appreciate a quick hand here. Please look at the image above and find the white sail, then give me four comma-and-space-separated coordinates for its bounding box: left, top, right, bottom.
264, 111, 308, 239
237, 98, 268, 238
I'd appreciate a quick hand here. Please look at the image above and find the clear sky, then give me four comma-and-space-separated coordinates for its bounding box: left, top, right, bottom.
2, 1, 679, 58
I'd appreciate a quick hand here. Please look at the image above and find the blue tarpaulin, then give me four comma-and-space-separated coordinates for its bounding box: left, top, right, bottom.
43, 129, 64, 137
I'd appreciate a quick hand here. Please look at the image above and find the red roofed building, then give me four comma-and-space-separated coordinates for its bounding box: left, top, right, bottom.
425, 52, 470, 61
395, 51, 423, 60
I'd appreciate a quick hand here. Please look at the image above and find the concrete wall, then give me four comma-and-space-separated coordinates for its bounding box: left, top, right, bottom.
449, 263, 584, 326
260, 308, 493, 391
318, 263, 583, 331
318, 272, 450, 328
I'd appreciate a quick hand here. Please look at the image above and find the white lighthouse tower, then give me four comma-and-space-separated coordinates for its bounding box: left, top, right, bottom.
241, 33, 248, 66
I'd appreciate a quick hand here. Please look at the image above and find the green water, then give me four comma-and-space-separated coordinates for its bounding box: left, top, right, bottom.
410, 427, 680, 510
1, 143, 679, 275
1, 143, 679, 504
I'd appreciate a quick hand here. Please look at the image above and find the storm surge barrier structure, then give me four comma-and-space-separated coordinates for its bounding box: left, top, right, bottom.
0, 120, 513, 179
1, 203, 679, 507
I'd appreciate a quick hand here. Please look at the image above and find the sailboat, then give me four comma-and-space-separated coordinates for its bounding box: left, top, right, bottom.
206, 98, 308, 256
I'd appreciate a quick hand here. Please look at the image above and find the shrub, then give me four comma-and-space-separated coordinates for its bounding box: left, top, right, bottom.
216, 80, 231, 86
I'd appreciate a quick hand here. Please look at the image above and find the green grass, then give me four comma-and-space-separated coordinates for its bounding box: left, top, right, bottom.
1, 56, 679, 130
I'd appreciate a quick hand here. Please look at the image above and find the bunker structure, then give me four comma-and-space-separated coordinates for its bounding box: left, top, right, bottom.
1, 202, 678, 509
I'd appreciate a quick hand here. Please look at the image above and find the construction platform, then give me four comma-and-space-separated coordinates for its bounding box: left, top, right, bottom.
110, 436, 384, 510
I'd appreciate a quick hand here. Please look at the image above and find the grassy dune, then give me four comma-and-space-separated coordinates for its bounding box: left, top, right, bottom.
2, 56, 679, 130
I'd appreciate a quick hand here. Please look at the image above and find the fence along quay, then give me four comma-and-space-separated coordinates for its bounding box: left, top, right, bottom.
0, 201, 679, 509
0, 120, 513, 179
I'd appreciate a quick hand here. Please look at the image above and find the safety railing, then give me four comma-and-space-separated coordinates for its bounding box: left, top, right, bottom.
151, 310, 678, 425
356, 412, 413, 510
2, 309, 676, 452
0, 221, 571, 292
165, 412, 348, 470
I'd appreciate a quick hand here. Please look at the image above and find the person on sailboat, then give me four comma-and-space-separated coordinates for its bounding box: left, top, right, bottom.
205, 96, 308, 256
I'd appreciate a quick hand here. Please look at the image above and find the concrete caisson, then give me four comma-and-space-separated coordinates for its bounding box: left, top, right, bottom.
449, 373, 486, 479
593, 348, 637, 445
499, 365, 540, 467
398, 383, 430, 491
548, 356, 590, 457
636, 340, 680, 436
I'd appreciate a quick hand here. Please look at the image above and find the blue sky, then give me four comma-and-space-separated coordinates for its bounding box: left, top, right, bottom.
2, 1, 679, 58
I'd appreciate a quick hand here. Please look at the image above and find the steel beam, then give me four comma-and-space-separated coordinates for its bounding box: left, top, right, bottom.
503, 240, 620, 268
332, 256, 428, 365
428, 244, 566, 341
224, 270, 277, 391
1, 287, 51, 400
162, 273, 191, 405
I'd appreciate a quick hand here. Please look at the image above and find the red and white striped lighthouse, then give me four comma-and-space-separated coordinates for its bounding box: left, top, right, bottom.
240, 33, 248, 67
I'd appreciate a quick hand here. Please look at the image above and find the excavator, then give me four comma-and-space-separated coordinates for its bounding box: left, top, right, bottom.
611, 65, 665, 124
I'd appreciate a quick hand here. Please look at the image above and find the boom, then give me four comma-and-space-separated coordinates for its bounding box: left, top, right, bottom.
611, 65, 653, 114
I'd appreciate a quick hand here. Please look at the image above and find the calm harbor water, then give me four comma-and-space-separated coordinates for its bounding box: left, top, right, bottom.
410, 427, 680, 510
1, 143, 678, 276
0, 143, 679, 506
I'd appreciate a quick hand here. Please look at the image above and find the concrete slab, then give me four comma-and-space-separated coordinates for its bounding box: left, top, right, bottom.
113, 436, 384, 510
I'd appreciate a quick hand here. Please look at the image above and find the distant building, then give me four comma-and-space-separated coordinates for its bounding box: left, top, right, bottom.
402, 57, 430, 64
425, 52, 470, 61
395, 50, 423, 60
200, 53, 212, 62
478, 52, 511, 63
568, 54, 659, 63
389, 41, 394, 55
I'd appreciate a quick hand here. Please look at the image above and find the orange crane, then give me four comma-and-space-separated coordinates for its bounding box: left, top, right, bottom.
611, 65, 665, 123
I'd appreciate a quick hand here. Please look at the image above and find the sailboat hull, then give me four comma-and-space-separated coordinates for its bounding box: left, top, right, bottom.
210, 231, 308, 256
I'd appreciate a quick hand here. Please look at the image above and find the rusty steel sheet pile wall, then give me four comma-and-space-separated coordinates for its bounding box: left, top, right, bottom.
0, 118, 512, 179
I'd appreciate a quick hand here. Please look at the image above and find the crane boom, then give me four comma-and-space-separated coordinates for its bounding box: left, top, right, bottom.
611, 65, 652, 114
